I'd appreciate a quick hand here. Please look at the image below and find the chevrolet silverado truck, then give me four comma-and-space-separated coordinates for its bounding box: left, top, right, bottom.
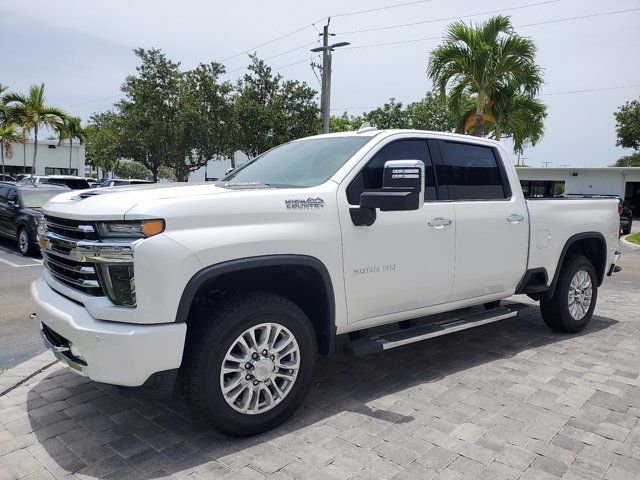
32, 129, 621, 435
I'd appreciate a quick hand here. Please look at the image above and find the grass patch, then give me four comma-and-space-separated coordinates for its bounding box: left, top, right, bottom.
626, 232, 640, 245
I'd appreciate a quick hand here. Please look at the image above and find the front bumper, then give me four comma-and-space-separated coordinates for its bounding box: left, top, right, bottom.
31, 278, 187, 387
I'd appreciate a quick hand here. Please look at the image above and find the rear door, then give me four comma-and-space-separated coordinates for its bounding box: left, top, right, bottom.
339, 137, 456, 323
433, 139, 528, 301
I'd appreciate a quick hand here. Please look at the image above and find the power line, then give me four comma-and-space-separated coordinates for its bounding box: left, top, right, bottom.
518, 7, 640, 28
220, 23, 318, 62
225, 42, 316, 74
330, 83, 640, 111
61, 94, 123, 109
335, 0, 561, 35
332, 0, 436, 18
220, 0, 440, 64
542, 84, 640, 96
341, 7, 640, 50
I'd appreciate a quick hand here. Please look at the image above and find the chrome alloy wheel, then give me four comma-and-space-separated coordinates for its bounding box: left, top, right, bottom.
220, 323, 300, 415
568, 270, 593, 320
18, 229, 29, 254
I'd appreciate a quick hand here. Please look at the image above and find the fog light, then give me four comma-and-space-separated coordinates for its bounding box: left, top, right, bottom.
97, 263, 136, 306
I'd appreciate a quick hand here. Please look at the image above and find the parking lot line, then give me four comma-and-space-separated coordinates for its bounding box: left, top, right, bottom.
0, 257, 43, 268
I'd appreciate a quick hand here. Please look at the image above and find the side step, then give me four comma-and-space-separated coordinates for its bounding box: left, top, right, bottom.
345, 303, 528, 356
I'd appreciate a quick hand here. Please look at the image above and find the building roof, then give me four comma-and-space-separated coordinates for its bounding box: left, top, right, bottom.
518, 167, 640, 173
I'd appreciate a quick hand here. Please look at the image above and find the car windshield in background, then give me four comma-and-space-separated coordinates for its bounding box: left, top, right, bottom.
224, 137, 372, 188
47, 179, 90, 189
20, 190, 64, 208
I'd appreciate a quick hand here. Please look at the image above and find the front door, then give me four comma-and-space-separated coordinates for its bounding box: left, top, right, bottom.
339, 138, 456, 324
0, 185, 13, 238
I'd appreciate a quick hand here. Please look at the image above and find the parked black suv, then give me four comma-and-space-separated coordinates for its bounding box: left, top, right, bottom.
620, 198, 633, 235
0, 182, 70, 256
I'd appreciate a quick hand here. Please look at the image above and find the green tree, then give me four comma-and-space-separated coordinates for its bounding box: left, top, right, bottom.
614, 98, 640, 151
4, 84, 66, 177
0, 124, 24, 178
329, 112, 365, 132
117, 48, 235, 181
611, 152, 640, 167
490, 88, 546, 153
117, 48, 182, 181
113, 160, 151, 179
58, 116, 87, 174
233, 55, 320, 160
428, 15, 543, 137
363, 98, 410, 129
85, 112, 123, 177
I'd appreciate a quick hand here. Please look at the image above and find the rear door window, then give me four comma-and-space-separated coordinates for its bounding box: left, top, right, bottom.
437, 141, 510, 200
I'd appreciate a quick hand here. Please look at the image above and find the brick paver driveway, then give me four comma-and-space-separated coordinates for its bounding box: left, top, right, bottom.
1, 252, 639, 479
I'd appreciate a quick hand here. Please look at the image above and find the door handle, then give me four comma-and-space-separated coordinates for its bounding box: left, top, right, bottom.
428, 217, 452, 228
507, 214, 525, 224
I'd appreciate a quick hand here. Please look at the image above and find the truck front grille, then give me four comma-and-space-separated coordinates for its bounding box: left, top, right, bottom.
42, 251, 103, 296
41, 216, 135, 300
44, 216, 99, 240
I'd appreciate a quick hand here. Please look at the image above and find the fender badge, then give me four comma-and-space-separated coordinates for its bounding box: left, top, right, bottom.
285, 197, 325, 209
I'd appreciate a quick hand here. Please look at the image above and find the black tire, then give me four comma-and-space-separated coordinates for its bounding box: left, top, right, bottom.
17, 227, 35, 257
540, 255, 597, 333
622, 226, 631, 235
181, 292, 316, 436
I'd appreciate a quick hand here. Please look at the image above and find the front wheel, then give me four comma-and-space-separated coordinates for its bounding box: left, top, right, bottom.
181, 292, 316, 436
17, 227, 35, 256
540, 255, 598, 333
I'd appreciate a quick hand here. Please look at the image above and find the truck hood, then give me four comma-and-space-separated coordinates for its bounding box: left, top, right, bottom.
43, 182, 236, 220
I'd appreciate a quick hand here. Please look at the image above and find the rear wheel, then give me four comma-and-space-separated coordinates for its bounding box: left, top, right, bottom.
181, 292, 316, 436
17, 227, 35, 256
540, 255, 597, 333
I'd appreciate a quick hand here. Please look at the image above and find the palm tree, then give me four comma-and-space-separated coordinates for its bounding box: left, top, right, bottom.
488, 86, 547, 152
4, 84, 66, 177
0, 124, 25, 178
456, 87, 547, 153
428, 15, 543, 137
58, 116, 87, 174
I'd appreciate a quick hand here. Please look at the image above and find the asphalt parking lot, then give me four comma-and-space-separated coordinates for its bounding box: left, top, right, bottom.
0, 238, 44, 370
0, 235, 639, 480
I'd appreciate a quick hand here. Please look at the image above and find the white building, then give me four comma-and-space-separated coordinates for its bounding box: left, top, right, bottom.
2, 139, 86, 178
516, 167, 640, 215
188, 151, 249, 182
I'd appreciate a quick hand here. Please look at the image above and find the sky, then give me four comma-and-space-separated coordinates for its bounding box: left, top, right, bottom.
2, 0, 639, 167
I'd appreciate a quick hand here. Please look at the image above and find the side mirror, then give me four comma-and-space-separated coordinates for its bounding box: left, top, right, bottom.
7, 200, 19, 210
360, 160, 425, 211
224, 167, 234, 176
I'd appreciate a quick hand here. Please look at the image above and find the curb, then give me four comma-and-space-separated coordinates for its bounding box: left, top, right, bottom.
0, 351, 58, 396
620, 235, 640, 250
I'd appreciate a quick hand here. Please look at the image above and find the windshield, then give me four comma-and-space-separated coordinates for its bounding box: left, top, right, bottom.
46, 179, 90, 189
19, 190, 64, 208
224, 137, 372, 187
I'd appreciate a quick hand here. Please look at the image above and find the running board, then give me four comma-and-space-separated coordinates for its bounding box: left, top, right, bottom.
345, 303, 527, 356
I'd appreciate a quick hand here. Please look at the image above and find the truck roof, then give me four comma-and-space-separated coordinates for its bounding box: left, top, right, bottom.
305, 128, 503, 148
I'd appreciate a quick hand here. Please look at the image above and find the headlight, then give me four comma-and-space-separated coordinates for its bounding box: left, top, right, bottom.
96, 219, 165, 238
97, 263, 136, 306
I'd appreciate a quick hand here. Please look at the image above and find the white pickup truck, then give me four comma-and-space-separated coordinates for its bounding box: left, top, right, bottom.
32, 129, 621, 435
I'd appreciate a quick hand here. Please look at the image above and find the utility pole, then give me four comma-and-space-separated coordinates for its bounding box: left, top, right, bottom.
312, 19, 350, 134
541, 161, 552, 167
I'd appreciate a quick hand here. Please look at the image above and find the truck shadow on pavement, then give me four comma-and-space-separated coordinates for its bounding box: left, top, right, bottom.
25, 309, 619, 479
